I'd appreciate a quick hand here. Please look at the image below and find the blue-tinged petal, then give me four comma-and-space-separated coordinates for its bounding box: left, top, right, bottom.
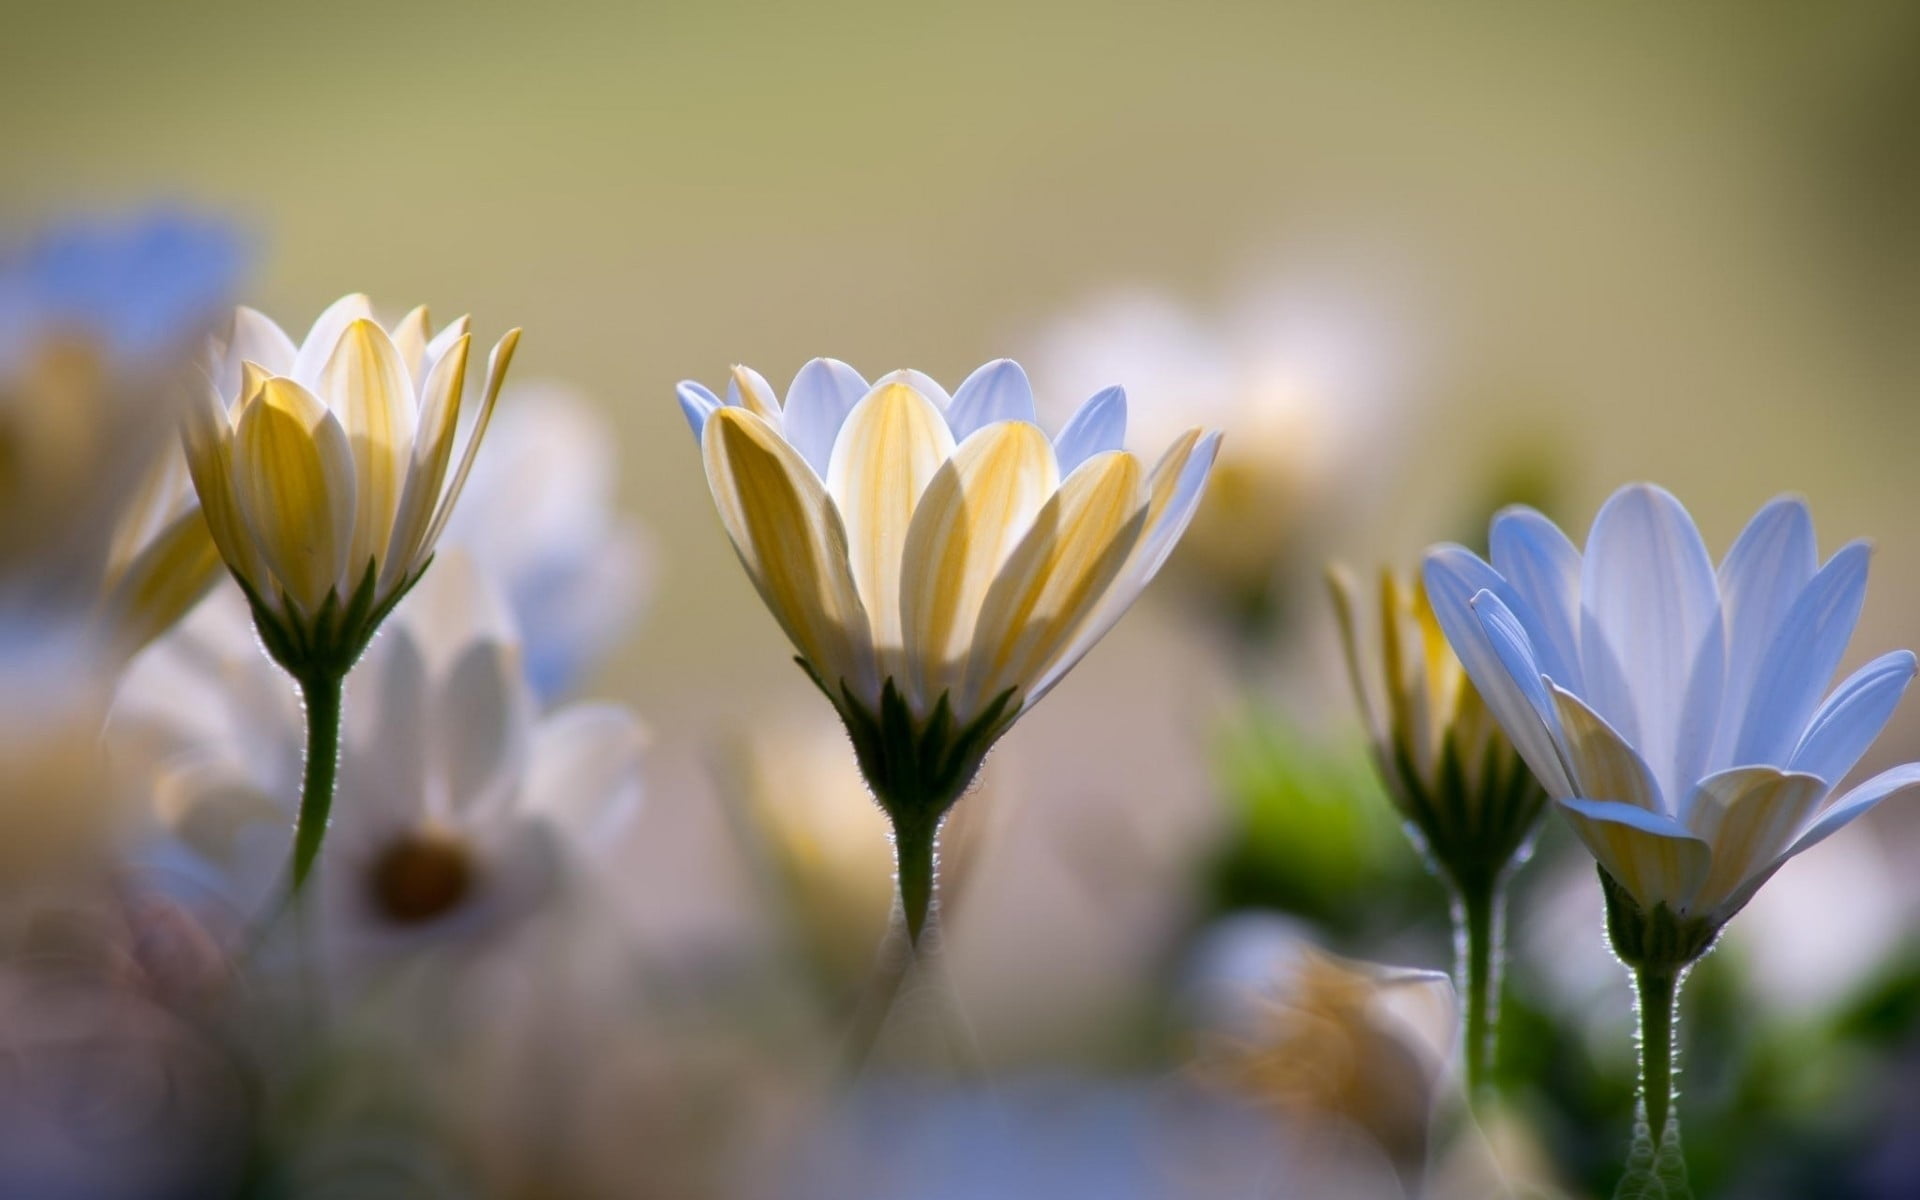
1558, 797, 1710, 913
1054, 386, 1128, 474
1783, 762, 1920, 860
1713, 495, 1818, 764
1683, 766, 1827, 917
1731, 540, 1870, 766
676, 381, 721, 441
1488, 505, 1584, 692
1578, 483, 1721, 796
782, 358, 869, 475
1419, 553, 1572, 796
1789, 650, 1917, 786
1714, 761, 1920, 919
1672, 608, 1726, 814
946, 359, 1037, 440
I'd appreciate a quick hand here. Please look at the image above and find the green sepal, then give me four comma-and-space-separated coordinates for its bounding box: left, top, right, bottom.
1599, 865, 1721, 972
235, 555, 433, 686
797, 660, 1018, 942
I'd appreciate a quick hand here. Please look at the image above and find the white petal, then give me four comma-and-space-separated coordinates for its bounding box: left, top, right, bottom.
1487, 505, 1584, 692
1578, 483, 1720, 796
1717, 761, 1920, 918
290, 293, 374, 389
676, 381, 721, 441
781, 358, 869, 475
1714, 495, 1817, 766
1547, 682, 1663, 812
1684, 766, 1827, 916
871, 368, 951, 410
1731, 541, 1871, 766
215, 307, 295, 404
524, 703, 646, 845
1421, 548, 1573, 796
1789, 650, 1917, 786
1053, 386, 1128, 474
433, 638, 532, 819
945, 359, 1037, 440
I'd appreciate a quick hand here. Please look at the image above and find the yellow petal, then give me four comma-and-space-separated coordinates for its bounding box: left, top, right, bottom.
730, 365, 780, 420
960, 450, 1147, 719
1550, 685, 1660, 811
324, 319, 417, 581
825, 382, 957, 680
380, 333, 470, 594
1559, 797, 1710, 912
704, 407, 876, 700
232, 378, 356, 617
901, 421, 1058, 709
1685, 767, 1826, 913
102, 509, 222, 655
181, 382, 267, 587
419, 329, 520, 564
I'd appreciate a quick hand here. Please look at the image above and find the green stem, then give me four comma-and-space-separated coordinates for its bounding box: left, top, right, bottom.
1636, 963, 1680, 1153
894, 810, 939, 947
291, 670, 344, 891
1456, 872, 1503, 1099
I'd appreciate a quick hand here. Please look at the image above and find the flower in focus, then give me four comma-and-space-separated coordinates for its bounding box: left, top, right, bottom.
441, 383, 652, 700
183, 294, 520, 673
1029, 284, 1405, 633
1327, 565, 1545, 884
112, 555, 645, 969
1424, 485, 1920, 941
0, 212, 242, 645
678, 357, 1218, 940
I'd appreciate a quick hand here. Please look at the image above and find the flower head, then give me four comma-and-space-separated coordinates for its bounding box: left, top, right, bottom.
183, 294, 520, 672
1424, 485, 1920, 940
0, 212, 243, 645
1327, 565, 1544, 880
679, 357, 1217, 939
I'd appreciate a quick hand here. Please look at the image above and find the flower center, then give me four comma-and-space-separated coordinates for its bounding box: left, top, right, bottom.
368, 830, 474, 925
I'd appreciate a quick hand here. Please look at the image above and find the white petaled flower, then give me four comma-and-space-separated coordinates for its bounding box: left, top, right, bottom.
1423, 484, 1920, 933
1029, 284, 1404, 620
110, 556, 645, 964
182, 294, 520, 665
440, 383, 652, 700
678, 357, 1218, 940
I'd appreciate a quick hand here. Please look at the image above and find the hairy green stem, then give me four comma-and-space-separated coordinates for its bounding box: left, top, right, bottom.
1455, 872, 1503, 1098
291, 670, 344, 891
1616, 964, 1691, 1200
894, 810, 939, 947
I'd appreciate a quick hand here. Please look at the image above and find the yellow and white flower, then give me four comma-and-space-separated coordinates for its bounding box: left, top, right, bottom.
1327, 565, 1544, 880
183, 294, 520, 668
679, 357, 1218, 938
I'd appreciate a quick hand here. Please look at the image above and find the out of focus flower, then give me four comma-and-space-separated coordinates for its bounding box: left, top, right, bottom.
1425, 484, 1920, 1175
1425, 487, 1920, 937
1328, 566, 1544, 880
1328, 564, 1545, 1093
181, 293, 521, 887
678, 357, 1217, 940
112, 556, 645, 972
731, 715, 997, 996
1029, 284, 1405, 633
441, 383, 652, 700
1187, 913, 1452, 1178
0, 212, 242, 646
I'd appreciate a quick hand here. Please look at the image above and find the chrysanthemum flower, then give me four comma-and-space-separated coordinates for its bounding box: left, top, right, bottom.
181, 293, 521, 888
679, 358, 1219, 940
1327, 565, 1544, 1093
1423, 483, 1920, 1171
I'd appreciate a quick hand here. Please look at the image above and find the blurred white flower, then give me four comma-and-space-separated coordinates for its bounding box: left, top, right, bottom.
110, 554, 646, 970
1027, 278, 1409, 619
441, 383, 652, 700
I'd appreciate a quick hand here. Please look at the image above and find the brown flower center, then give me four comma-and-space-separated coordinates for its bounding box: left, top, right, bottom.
368, 831, 474, 925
